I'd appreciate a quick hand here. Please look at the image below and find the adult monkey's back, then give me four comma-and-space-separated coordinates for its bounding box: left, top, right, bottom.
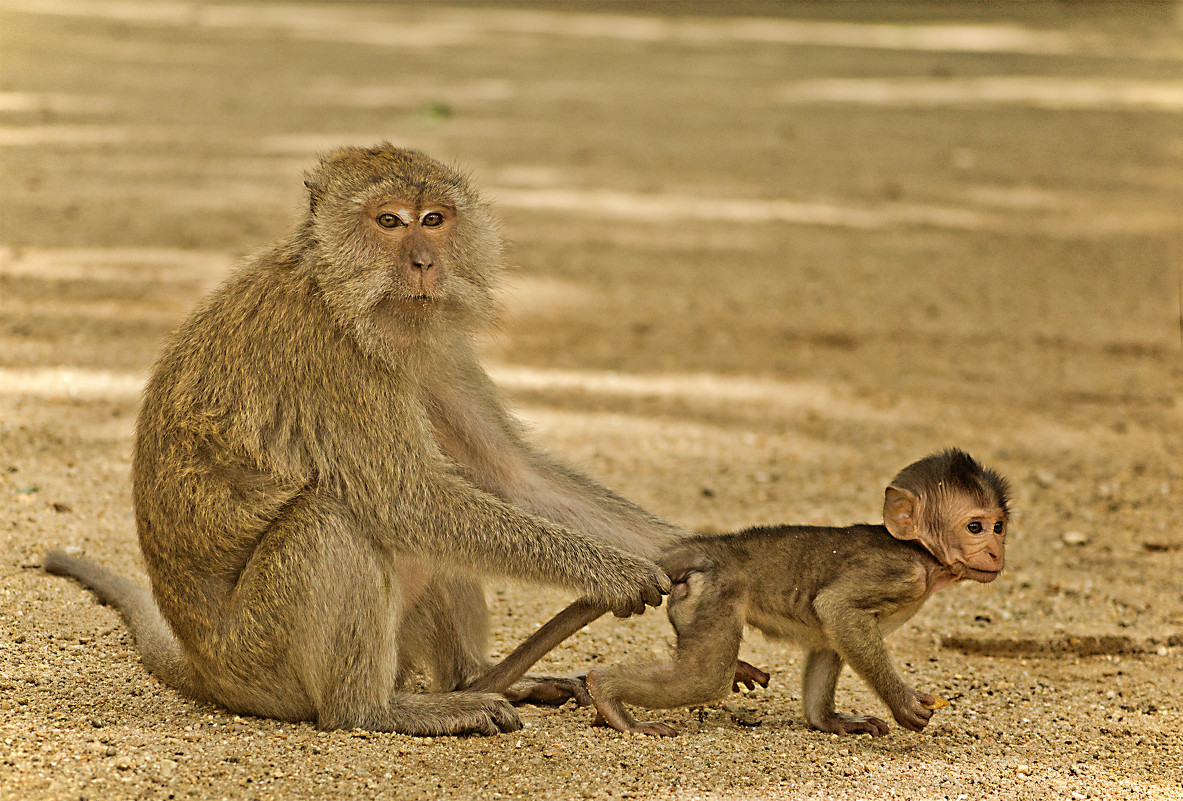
44, 144, 680, 736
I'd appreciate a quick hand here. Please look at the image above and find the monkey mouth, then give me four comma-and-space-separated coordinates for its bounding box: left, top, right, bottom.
963, 566, 1002, 583
399, 293, 440, 307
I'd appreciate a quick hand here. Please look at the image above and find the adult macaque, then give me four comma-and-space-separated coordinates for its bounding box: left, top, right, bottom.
44, 144, 685, 736
471, 449, 1009, 737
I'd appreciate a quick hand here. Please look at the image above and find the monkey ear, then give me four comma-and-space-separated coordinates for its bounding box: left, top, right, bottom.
883, 486, 921, 541
304, 179, 323, 215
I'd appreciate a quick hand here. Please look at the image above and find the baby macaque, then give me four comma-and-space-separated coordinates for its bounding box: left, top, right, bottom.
473, 449, 1010, 737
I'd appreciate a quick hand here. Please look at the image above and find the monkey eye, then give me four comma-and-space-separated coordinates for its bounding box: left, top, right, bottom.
377, 213, 403, 228
993, 521, 1005, 534
422, 211, 444, 227
967, 521, 983, 534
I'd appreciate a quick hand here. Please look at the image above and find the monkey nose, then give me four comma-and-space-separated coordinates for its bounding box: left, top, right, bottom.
410, 246, 434, 271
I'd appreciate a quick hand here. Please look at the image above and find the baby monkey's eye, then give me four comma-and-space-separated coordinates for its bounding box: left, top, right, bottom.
377, 213, 402, 228
422, 212, 444, 227
967, 521, 983, 534
993, 521, 1005, 534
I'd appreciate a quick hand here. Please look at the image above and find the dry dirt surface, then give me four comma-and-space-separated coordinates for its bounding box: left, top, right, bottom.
2, 2, 1182, 800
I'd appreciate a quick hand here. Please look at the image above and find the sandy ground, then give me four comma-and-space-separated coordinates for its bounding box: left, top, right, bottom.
2, 1, 1182, 799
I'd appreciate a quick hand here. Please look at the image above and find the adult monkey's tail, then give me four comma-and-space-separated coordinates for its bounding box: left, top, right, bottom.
43, 550, 207, 701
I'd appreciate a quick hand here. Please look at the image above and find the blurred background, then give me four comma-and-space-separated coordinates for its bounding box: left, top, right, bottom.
1, 2, 1181, 798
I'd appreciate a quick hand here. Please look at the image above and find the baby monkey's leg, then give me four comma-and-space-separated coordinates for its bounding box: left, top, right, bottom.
801, 648, 889, 736
585, 570, 746, 736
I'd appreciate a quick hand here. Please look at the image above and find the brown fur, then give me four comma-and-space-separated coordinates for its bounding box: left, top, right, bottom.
472, 449, 1009, 737
44, 144, 683, 736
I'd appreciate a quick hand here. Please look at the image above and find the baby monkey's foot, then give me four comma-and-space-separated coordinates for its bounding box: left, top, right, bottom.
732, 660, 770, 692
503, 675, 592, 706
585, 670, 679, 736
592, 710, 678, 737
812, 712, 890, 737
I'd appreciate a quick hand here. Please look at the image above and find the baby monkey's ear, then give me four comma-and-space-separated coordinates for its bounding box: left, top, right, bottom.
883, 485, 921, 542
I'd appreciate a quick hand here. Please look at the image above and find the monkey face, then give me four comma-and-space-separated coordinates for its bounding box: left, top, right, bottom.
884, 482, 1007, 583
945, 508, 1007, 582
884, 449, 1011, 585
364, 196, 457, 304
302, 146, 505, 343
